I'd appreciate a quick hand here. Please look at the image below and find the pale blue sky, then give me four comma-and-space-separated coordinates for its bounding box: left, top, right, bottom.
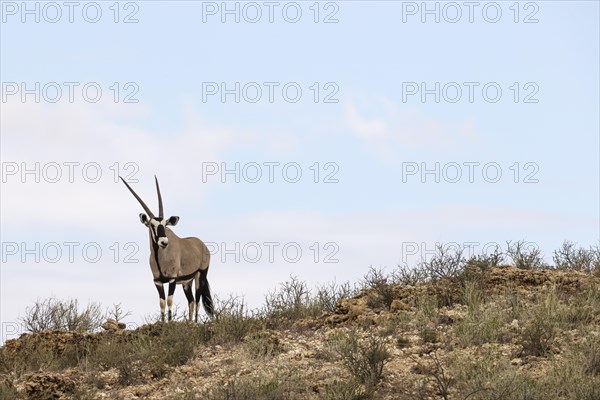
1, 1, 598, 341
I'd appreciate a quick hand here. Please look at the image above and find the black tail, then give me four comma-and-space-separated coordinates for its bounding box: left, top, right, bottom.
199, 269, 214, 317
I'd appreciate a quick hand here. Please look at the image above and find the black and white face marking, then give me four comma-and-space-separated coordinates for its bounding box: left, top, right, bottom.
140, 213, 179, 248
151, 218, 169, 248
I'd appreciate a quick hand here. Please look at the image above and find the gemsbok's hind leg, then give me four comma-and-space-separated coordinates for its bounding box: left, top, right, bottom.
182, 283, 195, 321
193, 271, 201, 322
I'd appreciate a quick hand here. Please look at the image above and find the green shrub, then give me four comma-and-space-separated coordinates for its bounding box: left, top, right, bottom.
0, 340, 55, 377
211, 295, 263, 343
454, 307, 506, 348
206, 371, 301, 400
243, 330, 282, 359
451, 353, 536, 400
322, 379, 370, 400
395, 336, 411, 349
409, 352, 453, 400
520, 289, 561, 356
0, 379, 19, 400
461, 246, 504, 285
89, 322, 210, 385
506, 240, 545, 269
21, 298, 103, 333
582, 337, 600, 377
314, 281, 357, 313
419, 244, 467, 281
264, 276, 355, 325
263, 276, 316, 324
415, 294, 439, 344
392, 264, 428, 286
361, 267, 395, 311
330, 330, 390, 390
553, 241, 600, 272
542, 341, 600, 400
454, 284, 509, 347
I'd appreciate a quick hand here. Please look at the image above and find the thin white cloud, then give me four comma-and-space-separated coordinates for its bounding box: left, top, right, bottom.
0, 98, 296, 232
344, 96, 478, 160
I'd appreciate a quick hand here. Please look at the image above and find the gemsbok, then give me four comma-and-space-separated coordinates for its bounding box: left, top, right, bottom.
120, 176, 213, 322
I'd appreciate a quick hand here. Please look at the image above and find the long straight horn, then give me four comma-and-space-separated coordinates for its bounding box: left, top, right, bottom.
155, 175, 164, 219
119, 176, 155, 218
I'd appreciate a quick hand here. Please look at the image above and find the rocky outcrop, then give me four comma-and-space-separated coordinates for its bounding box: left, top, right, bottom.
24, 372, 76, 400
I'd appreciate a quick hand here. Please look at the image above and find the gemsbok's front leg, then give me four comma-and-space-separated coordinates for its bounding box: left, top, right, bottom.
167, 280, 176, 321
155, 281, 166, 322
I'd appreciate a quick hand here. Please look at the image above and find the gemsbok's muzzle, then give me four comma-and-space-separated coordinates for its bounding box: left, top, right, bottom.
156, 224, 168, 248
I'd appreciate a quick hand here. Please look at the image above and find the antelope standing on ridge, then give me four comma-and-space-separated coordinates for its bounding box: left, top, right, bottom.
120, 176, 213, 322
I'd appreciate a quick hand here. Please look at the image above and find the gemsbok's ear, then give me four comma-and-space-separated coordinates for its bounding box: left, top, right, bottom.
167, 216, 179, 226
139, 213, 149, 225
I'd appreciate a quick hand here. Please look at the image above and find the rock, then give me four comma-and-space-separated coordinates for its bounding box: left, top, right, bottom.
102, 319, 126, 331
437, 314, 453, 325
357, 315, 375, 327
510, 358, 523, 365
24, 372, 76, 399
326, 298, 370, 324
390, 299, 409, 312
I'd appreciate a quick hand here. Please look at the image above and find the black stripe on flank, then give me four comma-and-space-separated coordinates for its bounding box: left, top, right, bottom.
153, 268, 202, 284
175, 270, 202, 283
